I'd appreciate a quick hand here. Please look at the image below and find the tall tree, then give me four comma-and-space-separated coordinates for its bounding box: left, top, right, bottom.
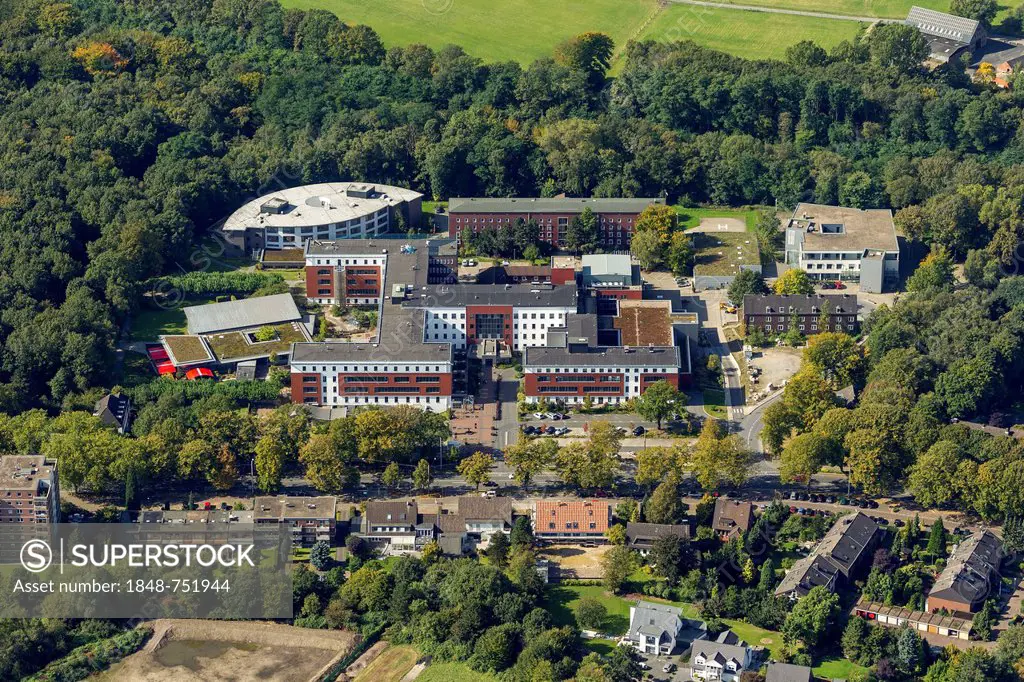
633, 380, 686, 428
457, 451, 494, 489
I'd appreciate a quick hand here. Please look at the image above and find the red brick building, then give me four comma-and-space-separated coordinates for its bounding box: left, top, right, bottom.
448, 197, 664, 249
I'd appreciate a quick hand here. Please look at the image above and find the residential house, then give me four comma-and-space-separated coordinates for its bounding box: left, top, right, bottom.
360, 499, 427, 553
775, 512, 880, 599
626, 522, 691, 555
533, 500, 611, 542
254, 495, 336, 548
765, 662, 813, 682
94, 392, 131, 434
926, 530, 1002, 614
625, 600, 707, 655
435, 495, 514, 552
712, 499, 755, 541
690, 632, 755, 682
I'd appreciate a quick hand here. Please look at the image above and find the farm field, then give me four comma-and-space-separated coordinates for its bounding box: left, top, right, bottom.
280, 0, 660, 64
638, 4, 866, 62
282, 0, 875, 64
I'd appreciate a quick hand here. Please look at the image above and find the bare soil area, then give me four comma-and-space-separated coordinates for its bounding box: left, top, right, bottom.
97, 619, 355, 682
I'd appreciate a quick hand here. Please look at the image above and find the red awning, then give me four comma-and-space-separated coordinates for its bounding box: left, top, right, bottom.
148, 346, 169, 361
155, 361, 176, 376
185, 367, 214, 380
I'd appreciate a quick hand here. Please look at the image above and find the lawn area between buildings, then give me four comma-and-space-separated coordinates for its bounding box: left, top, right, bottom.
353, 644, 419, 682
676, 206, 760, 231
813, 656, 870, 679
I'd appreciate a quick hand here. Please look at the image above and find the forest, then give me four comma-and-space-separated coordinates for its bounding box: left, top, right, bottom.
2, 0, 1024, 415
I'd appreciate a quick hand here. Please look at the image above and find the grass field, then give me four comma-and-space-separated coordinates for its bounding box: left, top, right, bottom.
354, 645, 419, 682
813, 656, 870, 678
281, 0, 659, 64
418, 662, 498, 682
692, 231, 760, 276
702, 388, 728, 419
676, 206, 760, 231
638, 4, 865, 62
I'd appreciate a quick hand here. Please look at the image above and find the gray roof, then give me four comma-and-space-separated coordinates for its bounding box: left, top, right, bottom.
184, 293, 301, 335
928, 530, 1001, 607
742, 294, 857, 317
629, 600, 683, 640
291, 340, 452, 364
712, 499, 755, 537
524, 345, 681, 369
626, 522, 691, 547
448, 197, 664, 215
691, 637, 750, 670
455, 495, 513, 525
582, 253, 633, 281
766, 662, 813, 682
776, 512, 879, 598
364, 500, 419, 529
906, 6, 981, 44
94, 393, 129, 427
403, 283, 578, 309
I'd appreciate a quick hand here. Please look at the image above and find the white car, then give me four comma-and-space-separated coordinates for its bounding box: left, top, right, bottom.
533, 413, 544, 420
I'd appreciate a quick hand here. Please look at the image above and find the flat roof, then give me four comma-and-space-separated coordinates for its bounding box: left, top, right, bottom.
582, 254, 632, 278
253, 495, 337, 521
789, 203, 899, 254
614, 301, 674, 346
0, 456, 55, 492
224, 182, 422, 231
403, 283, 578, 309
184, 293, 302, 335
291, 339, 452, 363
525, 344, 680, 368
448, 197, 663, 214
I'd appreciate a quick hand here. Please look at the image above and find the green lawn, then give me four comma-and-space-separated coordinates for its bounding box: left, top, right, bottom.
281, 0, 659, 64
544, 582, 783, 659
702, 388, 728, 419
676, 206, 761, 231
639, 5, 865, 62
545, 584, 635, 635
692, 231, 760, 277
584, 638, 619, 656
813, 656, 870, 679
417, 662, 498, 682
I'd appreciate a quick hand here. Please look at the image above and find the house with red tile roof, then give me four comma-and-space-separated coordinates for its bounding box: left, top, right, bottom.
533, 500, 611, 542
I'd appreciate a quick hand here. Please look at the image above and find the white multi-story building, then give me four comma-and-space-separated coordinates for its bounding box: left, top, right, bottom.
785, 203, 900, 294
223, 182, 423, 253
290, 343, 454, 411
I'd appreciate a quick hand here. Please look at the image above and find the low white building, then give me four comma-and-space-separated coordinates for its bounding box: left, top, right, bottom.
625, 601, 706, 655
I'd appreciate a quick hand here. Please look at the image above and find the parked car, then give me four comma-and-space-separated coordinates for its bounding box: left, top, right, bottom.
632, 426, 646, 436
894, 519, 905, 527
483, 480, 498, 487
550, 414, 561, 421
867, 499, 879, 509
533, 413, 544, 420
789, 492, 798, 500
545, 426, 556, 435
662, 663, 676, 674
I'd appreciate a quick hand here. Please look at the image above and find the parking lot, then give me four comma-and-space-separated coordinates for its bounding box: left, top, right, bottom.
635, 650, 689, 682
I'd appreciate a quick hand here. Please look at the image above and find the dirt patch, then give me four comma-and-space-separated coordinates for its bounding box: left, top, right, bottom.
745, 346, 802, 403
539, 544, 610, 579
100, 620, 355, 682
